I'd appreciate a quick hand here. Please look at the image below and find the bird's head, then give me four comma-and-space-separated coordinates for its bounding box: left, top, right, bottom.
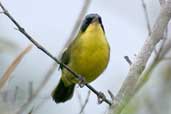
80, 13, 105, 33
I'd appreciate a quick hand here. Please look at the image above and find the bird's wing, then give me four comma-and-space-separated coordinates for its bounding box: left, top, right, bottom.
59, 32, 81, 70
59, 47, 71, 70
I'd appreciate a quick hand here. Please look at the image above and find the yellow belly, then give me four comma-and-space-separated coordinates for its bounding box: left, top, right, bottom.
71, 43, 109, 82
62, 23, 110, 86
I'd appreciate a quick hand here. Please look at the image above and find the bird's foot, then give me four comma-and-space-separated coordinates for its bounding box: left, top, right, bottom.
97, 91, 106, 104
78, 76, 86, 88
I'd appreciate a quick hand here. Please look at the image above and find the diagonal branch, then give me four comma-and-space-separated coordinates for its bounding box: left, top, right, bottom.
0, 1, 111, 106
109, 1, 171, 114
79, 90, 91, 114
141, 0, 152, 35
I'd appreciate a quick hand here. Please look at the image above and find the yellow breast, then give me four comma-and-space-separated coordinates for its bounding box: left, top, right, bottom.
62, 23, 110, 85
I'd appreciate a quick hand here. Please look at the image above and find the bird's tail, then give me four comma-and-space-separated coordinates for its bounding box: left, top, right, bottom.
51, 78, 75, 103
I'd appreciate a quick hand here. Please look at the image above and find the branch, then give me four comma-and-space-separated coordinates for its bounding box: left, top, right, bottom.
0, 1, 111, 106
79, 90, 91, 114
134, 0, 171, 94
124, 56, 132, 65
141, 0, 151, 35
109, 1, 171, 114
134, 0, 169, 95
135, 36, 171, 93
0, 44, 32, 90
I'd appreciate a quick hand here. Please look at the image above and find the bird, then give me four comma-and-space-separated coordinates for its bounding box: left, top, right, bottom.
51, 13, 110, 103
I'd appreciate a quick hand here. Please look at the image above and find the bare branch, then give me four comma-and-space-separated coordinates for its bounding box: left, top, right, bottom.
135, 36, 171, 93
0, 45, 32, 90
135, 30, 169, 93
79, 90, 91, 114
141, 0, 159, 55
124, 56, 132, 65
141, 0, 152, 35
107, 90, 115, 100
77, 90, 85, 114
109, 1, 171, 114
28, 81, 33, 100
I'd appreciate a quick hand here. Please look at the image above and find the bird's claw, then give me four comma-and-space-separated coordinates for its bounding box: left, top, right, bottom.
78, 76, 86, 88
97, 91, 106, 104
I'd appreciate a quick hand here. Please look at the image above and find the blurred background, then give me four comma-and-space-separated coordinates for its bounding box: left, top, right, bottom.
0, 0, 170, 114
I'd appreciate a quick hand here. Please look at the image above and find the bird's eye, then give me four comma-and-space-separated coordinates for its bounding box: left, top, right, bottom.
84, 17, 93, 26
81, 17, 93, 32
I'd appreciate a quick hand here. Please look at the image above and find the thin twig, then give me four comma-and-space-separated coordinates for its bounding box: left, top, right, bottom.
141, 0, 159, 55
0, 45, 32, 90
109, 1, 171, 114
0, 1, 111, 106
141, 0, 152, 35
28, 81, 33, 100
79, 90, 91, 114
124, 56, 132, 65
13, 86, 19, 103
107, 90, 115, 100
77, 90, 85, 114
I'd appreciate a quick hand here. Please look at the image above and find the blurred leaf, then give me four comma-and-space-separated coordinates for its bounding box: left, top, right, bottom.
0, 44, 32, 90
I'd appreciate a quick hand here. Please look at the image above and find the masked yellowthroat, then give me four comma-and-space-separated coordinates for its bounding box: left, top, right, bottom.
52, 13, 110, 103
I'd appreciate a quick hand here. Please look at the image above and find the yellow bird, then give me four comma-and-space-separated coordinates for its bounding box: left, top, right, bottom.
52, 13, 110, 103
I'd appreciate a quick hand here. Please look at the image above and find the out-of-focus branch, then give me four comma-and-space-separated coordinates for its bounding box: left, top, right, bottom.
135, 36, 171, 93
141, 0, 151, 35
77, 90, 85, 114
134, 0, 170, 93
28, 81, 33, 100
124, 56, 132, 65
141, 0, 159, 55
79, 90, 91, 114
109, 1, 171, 114
0, 45, 32, 90
135, 0, 171, 94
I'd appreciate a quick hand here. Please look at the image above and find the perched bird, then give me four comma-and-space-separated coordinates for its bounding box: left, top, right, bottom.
52, 13, 110, 103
